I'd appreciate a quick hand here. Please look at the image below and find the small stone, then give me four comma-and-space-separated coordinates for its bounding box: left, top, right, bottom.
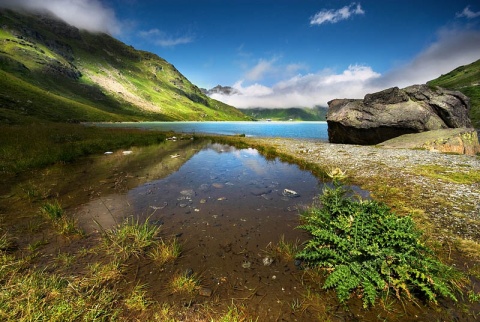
282, 189, 299, 198
241, 261, 251, 269
200, 199, 207, 204
262, 257, 274, 266
185, 268, 194, 277
198, 287, 213, 297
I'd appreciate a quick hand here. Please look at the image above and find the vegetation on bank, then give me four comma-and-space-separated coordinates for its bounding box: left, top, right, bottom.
0, 123, 168, 174
296, 171, 460, 308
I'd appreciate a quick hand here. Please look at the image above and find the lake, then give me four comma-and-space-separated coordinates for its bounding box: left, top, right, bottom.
91, 121, 329, 140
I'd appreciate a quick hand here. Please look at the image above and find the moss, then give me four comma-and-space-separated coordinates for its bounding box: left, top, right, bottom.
413, 165, 480, 184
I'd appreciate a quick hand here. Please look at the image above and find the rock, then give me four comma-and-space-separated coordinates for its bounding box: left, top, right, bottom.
327, 85, 472, 145
262, 256, 274, 266
198, 287, 213, 297
282, 189, 299, 198
378, 128, 480, 156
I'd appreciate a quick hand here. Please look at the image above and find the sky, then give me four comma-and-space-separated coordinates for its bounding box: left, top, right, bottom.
1, 0, 480, 108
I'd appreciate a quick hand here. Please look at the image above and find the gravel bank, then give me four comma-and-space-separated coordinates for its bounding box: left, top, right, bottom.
244, 138, 480, 243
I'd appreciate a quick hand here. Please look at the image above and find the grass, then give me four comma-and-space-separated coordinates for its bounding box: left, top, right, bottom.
169, 270, 200, 295
40, 200, 82, 236
0, 123, 168, 174
413, 165, 480, 184
124, 284, 151, 311
102, 217, 161, 259
148, 238, 182, 265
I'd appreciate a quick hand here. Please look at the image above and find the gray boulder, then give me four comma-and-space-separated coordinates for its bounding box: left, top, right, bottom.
326, 85, 472, 145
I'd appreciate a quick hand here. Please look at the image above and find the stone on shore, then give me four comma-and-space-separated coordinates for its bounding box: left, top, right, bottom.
378, 128, 480, 156
327, 85, 472, 145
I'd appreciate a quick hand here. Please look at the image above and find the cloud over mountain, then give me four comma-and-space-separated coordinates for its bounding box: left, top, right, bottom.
0, 0, 122, 35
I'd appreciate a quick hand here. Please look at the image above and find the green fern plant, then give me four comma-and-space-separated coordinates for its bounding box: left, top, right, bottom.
296, 178, 458, 307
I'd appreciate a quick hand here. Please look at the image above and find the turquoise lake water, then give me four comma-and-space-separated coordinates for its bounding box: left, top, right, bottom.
93, 121, 329, 140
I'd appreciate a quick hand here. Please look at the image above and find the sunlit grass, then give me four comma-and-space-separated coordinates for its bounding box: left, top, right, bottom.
169, 271, 200, 295
102, 217, 161, 259
40, 199, 82, 236
413, 165, 480, 184
148, 238, 182, 265
0, 123, 168, 174
124, 284, 151, 311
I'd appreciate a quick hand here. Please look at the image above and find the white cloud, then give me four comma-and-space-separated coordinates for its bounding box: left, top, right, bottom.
310, 2, 364, 25
139, 28, 193, 47
456, 6, 480, 19
0, 0, 122, 35
211, 65, 381, 108
375, 28, 480, 88
245, 57, 278, 81
211, 28, 480, 109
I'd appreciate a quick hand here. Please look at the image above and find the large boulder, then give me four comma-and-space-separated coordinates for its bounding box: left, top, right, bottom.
327, 85, 472, 145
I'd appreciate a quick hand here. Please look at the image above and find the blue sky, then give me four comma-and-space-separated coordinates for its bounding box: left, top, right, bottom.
2, 0, 480, 108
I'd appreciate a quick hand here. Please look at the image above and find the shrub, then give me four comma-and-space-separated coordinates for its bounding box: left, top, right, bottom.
296, 178, 458, 307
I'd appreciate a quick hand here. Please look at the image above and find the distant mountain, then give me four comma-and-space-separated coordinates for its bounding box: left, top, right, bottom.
239, 106, 327, 121
427, 59, 480, 128
202, 85, 240, 96
0, 8, 250, 124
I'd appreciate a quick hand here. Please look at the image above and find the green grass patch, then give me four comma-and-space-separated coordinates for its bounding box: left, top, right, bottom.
40, 200, 82, 236
0, 123, 167, 174
413, 165, 480, 184
102, 217, 161, 259
296, 178, 461, 308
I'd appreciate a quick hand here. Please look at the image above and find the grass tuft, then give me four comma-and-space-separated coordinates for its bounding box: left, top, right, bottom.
148, 238, 182, 265
40, 200, 82, 236
102, 217, 161, 259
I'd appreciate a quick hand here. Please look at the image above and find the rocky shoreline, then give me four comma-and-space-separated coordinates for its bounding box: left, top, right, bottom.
235, 137, 480, 245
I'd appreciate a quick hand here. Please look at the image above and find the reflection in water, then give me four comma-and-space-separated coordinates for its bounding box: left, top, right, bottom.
130, 143, 322, 223
76, 143, 323, 233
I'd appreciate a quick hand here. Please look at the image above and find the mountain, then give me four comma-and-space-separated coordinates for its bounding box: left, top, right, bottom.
202, 85, 240, 96
427, 59, 480, 128
0, 8, 250, 124
203, 84, 327, 121
239, 106, 327, 121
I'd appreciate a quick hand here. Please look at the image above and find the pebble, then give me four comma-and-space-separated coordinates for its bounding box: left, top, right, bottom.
198, 287, 213, 297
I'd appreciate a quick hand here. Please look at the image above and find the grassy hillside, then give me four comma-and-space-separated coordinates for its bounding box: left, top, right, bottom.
239, 106, 327, 121
0, 9, 250, 124
427, 59, 480, 128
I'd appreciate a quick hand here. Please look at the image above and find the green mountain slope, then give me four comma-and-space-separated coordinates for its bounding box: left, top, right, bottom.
0, 8, 250, 124
427, 59, 480, 128
239, 106, 327, 121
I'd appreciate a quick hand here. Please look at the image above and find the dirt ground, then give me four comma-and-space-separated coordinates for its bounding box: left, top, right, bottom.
1, 137, 479, 321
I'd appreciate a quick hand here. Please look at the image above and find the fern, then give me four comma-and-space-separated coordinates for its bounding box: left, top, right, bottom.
296, 179, 459, 307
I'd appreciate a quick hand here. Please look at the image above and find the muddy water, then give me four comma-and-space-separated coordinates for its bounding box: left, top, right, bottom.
73, 142, 325, 318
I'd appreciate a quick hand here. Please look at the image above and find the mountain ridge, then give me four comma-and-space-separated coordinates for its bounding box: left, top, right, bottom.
0, 8, 250, 124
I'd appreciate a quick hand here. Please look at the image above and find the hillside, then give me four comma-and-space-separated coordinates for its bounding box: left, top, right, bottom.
239, 106, 327, 121
427, 58, 480, 128
0, 8, 250, 124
